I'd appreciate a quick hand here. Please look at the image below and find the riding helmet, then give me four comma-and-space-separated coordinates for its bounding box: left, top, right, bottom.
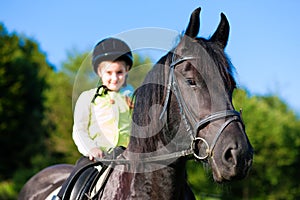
92, 37, 133, 73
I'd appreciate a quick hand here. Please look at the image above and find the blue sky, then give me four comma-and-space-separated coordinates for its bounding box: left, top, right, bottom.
1, 1, 300, 114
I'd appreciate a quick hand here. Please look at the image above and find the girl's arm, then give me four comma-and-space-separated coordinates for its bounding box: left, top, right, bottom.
72, 90, 98, 157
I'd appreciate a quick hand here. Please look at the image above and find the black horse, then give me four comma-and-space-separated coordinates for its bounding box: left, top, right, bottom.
19, 7, 253, 200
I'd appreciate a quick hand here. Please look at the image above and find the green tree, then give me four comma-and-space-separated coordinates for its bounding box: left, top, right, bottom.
0, 23, 54, 175
0, 23, 54, 198
43, 70, 79, 163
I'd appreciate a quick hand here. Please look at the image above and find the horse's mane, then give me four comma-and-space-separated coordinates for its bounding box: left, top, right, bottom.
127, 54, 169, 153
127, 35, 236, 154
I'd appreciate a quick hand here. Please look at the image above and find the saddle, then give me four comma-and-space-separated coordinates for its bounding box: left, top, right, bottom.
63, 146, 125, 200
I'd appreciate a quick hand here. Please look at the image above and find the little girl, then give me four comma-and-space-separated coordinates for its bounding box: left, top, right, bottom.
53, 37, 134, 200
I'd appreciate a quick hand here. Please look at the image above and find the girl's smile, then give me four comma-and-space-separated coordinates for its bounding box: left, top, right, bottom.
98, 60, 128, 91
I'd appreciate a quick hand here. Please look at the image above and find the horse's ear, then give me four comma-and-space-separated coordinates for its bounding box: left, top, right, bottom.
210, 13, 230, 49
185, 7, 201, 38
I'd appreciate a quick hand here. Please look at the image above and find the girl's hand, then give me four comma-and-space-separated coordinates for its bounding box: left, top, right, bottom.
89, 148, 104, 161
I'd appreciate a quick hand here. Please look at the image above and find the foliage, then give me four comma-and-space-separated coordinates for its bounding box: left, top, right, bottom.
43, 69, 79, 164
0, 24, 53, 178
228, 89, 300, 199
0, 181, 16, 200
0, 23, 56, 197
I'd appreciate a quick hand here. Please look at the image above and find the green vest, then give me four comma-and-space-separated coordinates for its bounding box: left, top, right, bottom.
90, 89, 131, 151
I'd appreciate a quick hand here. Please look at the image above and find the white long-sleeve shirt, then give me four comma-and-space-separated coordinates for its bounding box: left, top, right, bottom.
72, 86, 133, 156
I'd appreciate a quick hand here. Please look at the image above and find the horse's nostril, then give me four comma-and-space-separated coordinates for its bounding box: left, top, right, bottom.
223, 146, 237, 166
225, 149, 233, 162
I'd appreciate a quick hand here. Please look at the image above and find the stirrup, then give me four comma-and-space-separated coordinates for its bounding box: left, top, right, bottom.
51, 195, 61, 200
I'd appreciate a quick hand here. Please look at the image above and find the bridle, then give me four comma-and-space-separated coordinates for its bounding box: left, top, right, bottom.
159, 54, 244, 161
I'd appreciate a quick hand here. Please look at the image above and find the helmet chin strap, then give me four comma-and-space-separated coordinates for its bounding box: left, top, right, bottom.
91, 85, 110, 103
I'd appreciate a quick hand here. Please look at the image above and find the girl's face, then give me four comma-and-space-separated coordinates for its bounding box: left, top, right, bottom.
97, 60, 128, 91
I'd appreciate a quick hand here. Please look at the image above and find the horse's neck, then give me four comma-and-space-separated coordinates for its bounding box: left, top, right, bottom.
101, 162, 187, 200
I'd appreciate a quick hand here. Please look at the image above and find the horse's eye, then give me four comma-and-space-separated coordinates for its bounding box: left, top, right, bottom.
187, 79, 196, 86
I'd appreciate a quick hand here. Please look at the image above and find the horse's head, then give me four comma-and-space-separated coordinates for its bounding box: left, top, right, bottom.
163, 7, 253, 182
129, 7, 252, 183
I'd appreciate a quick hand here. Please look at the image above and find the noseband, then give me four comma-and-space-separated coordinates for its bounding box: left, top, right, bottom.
160, 55, 243, 161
